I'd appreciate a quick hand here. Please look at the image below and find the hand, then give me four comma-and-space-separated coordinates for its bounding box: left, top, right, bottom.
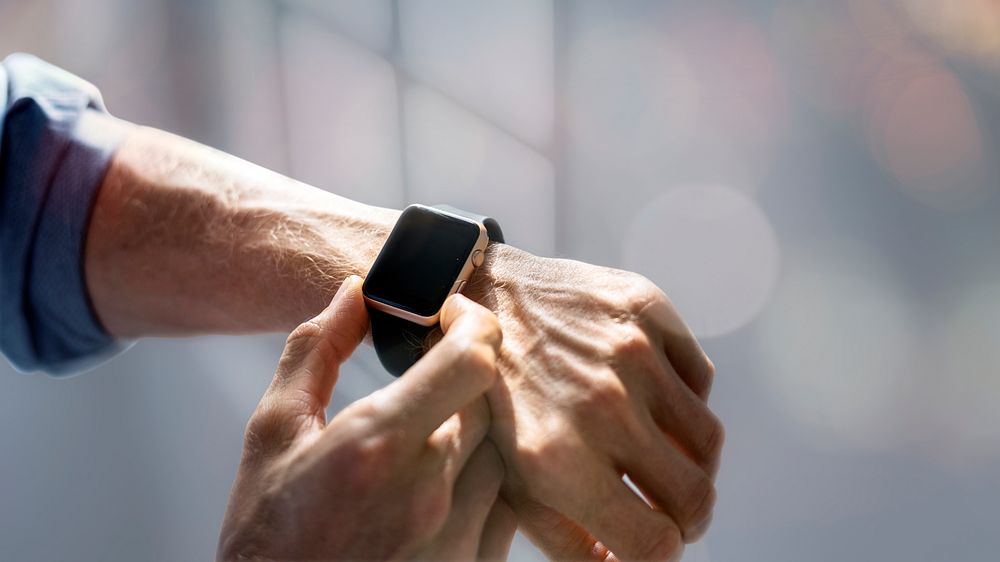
468, 246, 724, 562
218, 276, 517, 561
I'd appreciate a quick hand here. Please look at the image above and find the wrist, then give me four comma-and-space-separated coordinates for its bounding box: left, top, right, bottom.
464, 243, 536, 316
311, 197, 399, 277
272, 195, 398, 328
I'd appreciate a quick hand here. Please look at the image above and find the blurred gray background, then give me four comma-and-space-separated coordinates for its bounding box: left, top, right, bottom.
3, 0, 1000, 560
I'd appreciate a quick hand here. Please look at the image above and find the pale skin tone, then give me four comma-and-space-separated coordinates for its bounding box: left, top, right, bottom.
219, 278, 517, 560
86, 125, 724, 561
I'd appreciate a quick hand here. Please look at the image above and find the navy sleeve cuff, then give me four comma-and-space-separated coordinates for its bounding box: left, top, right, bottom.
1, 54, 133, 375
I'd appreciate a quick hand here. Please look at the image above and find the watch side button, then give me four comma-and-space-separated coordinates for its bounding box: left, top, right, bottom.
471, 249, 484, 268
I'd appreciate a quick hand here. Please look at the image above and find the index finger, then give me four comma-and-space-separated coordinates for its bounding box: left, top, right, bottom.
266, 275, 368, 420
369, 294, 502, 439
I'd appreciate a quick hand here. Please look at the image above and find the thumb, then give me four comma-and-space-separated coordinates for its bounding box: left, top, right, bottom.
268, 275, 369, 423
368, 294, 501, 439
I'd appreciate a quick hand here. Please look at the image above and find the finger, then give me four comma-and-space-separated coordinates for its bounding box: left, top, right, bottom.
438, 292, 503, 349
513, 500, 614, 562
639, 298, 715, 400
623, 426, 717, 543
371, 294, 501, 439
477, 498, 517, 562
426, 395, 492, 485
263, 275, 368, 424
648, 348, 726, 476
419, 440, 506, 561
555, 467, 686, 562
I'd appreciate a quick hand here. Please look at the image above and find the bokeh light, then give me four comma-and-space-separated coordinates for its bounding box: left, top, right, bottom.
773, 1, 997, 210
668, 10, 790, 187
6, 1, 1000, 561
757, 244, 916, 450
279, 11, 404, 208
568, 21, 702, 169
866, 64, 989, 209
400, 0, 553, 148
570, 9, 790, 192
897, 0, 1000, 63
622, 184, 780, 338
918, 280, 1000, 465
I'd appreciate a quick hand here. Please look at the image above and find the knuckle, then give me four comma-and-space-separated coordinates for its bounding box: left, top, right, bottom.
699, 357, 717, 396
682, 474, 717, 535
582, 374, 630, 412
279, 322, 325, 372
285, 320, 324, 350
638, 524, 684, 562
511, 427, 577, 496
704, 357, 717, 382
609, 327, 652, 359
577, 374, 649, 442
620, 273, 663, 313
283, 319, 351, 372
243, 403, 293, 458
702, 413, 726, 463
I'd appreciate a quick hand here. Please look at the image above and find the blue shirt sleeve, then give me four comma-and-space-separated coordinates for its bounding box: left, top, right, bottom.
1, 53, 132, 375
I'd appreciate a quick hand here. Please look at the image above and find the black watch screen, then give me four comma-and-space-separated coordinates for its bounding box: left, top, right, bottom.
363, 205, 481, 317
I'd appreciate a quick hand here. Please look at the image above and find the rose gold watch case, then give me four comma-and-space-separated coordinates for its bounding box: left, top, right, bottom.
363, 205, 489, 326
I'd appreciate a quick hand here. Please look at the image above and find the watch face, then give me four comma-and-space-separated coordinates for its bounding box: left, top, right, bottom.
363, 205, 482, 318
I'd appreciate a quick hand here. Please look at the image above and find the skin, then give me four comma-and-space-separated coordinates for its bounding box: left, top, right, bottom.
86, 125, 724, 561
218, 278, 517, 561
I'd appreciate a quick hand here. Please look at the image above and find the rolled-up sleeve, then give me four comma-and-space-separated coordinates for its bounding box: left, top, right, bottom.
1, 53, 132, 375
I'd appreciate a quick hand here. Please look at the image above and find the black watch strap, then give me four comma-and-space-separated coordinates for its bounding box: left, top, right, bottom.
370, 205, 504, 377
369, 308, 436, 377
432, 205, 505, 244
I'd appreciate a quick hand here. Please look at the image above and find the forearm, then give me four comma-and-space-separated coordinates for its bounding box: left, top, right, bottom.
83, 121, 719, 561
85, 126, 399, 337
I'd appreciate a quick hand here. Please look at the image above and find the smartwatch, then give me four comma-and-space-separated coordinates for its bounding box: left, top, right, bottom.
363, 204, 505, 376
